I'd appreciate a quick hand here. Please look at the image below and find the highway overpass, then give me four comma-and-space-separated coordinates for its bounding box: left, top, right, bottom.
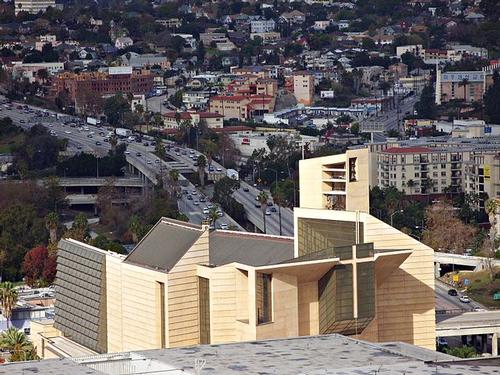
437, 311, 500, 355
434, 252, 500, 278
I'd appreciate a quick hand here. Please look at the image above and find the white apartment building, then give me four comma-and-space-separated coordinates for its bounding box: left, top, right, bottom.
250, 19, 276, 33
14, 0, 55, 15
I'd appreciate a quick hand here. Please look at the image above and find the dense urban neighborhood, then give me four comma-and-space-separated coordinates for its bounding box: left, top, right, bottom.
1, 0, 500, 373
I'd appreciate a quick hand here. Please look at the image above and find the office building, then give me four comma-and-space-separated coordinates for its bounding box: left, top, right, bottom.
14, 0, 55, 15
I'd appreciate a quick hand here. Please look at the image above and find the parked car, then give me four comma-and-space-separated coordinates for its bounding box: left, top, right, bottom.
436, 337, 448, 348
448, 289, 458, 296
459, 295, 470, 303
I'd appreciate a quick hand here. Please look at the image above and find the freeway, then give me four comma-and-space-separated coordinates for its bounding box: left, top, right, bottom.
164, 146, 295, 236
435, 279, 479, 313
0, 97, 242, 230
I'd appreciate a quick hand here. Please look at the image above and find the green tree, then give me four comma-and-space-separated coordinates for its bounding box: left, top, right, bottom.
208, 207, 219, 228
444, 345, 477, 358
197, 154, 207, 187
64, 213, 90, 242
485, 71, 500, 124
45, 212, 59, 244
415, 85, 437, 119
44, 176, 67, 213
155, 139, 166, 160
103, 93, 130, 126
0, 327, 38, 362
129, 215, 146, 243
271, 182, 286, 236
0, 282, 18, 328
258, 191, 269, 234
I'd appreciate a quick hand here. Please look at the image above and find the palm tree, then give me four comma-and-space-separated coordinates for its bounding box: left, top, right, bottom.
486, 198, 499, 238
459, 78, 469, 103
208, 207, 219, 229
258, 191, 269, 234
197, 155, 207, 187
169, 169, 180, 198
271, 184, 285, 236
0, 327, 37, 362
109, 135, 118, 153
128, 215, 144, 243
0, 282, 18, 328
407, 179, 415, 195
45, 212, 59, 244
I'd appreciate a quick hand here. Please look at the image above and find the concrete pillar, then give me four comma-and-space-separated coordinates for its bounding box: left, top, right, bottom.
481, 334, 488, 353
472, 335, 477, 349
493, 333, 498, 356
434, 262, 441, 278
462, 335, 468, 346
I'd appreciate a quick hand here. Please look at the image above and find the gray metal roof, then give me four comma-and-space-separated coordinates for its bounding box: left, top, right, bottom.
209, 231, 294, 266
124, 219, 205, 272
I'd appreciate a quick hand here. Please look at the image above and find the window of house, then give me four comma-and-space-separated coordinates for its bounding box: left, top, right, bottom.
256, 273, 272, 324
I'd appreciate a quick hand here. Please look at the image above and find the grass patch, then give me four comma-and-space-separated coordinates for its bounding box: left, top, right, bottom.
0, 132, 24, 154
442, 268, 500, 308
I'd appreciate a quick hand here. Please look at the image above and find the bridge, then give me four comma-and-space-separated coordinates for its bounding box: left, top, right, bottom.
436, 311, 500, 356
434, 252, 500, 278
58, 177, 145, 188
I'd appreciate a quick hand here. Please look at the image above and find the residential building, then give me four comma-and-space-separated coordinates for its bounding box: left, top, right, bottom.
396, 44, 424, 59
182, 90, 211, 110
435, 69, 489, 104
12, 61, 64, 83
162, 111, 224, 129
250, 32, 281, 44
292, 72, 315, 106
14, 0, 55, 15
118, 52, 170, 69
250, 19, 276, 33
51, 67, 154, 110
114, 37, 133, 49
209, 94, 275, 121
280, 10, 306, 25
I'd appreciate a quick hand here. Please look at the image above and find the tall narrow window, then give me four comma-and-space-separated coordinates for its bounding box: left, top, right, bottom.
349, 158, 357, 182
157, 282, 166, 348
256, 273, 272, 324
198, 277, 210, 344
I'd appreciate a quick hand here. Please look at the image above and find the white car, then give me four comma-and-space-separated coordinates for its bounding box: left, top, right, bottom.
265, 209, 272, 216
216, 167, 222, 172
147, 160, 152, 165
459, 295, 470, 303
202, 207, 209, 214
219, 223, 228, 230
64, 130, 71, 134
193, 200, 199, 206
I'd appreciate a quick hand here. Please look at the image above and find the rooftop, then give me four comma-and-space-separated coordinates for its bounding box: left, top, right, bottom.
7, 334, 500, 375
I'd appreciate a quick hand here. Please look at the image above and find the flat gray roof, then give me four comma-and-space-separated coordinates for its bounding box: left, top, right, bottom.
7, 334, 500, 374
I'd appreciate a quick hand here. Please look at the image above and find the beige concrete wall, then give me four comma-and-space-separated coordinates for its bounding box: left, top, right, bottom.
256, 272, 299, 340
106, 259, 169, 352
167, 230, 209, 347
298, 281, 319, 336
299, 149, 370, 213
293, 208, 436, 350
30, 320, 61, 359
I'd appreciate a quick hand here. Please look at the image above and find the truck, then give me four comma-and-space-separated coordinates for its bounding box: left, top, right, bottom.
115, 128, 132, 137
226, 168, 239, 180
86, 117, 101, 126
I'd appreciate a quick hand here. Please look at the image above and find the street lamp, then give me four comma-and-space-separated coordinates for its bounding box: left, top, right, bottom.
266, 168, 280, 186
390, 209, 404, 227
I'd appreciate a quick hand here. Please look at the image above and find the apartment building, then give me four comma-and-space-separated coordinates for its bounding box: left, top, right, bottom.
435, 69, 495, 105
51, 67, 154, 109
250, 19, 276, 33
162, 111, 224, 129
209, 94, 275, 121
293, 72, 315, 106
14, 0, 55, 15
464, 151, 500, 208
375, 146, 464, 195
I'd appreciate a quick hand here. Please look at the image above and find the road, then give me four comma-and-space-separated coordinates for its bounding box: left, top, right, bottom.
164, 146, 295, 236
359, 94, 419, 142
0, 97, 242, 230
435, 279, 484, 314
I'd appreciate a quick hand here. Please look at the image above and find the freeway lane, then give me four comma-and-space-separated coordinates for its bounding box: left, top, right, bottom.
165, 146, 295, 236
0, 97, 242, 230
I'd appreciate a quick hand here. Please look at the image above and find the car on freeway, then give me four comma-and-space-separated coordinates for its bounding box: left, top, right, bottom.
187, 195, 193, 200
76, 145, 82, 150
448, 289, 458, 296
207, 203, 213, 209
255, 195, 260, 201
64, 130, 71, 134
216, 167, 222, 172
199, 196, 206, 202
191, 190, 197, 195
193, 200, 199, 206
459, 295, 470, 303
209, 166, 215, 172
243, 187, 249, 192
203, 207, 209, 214
143, 142, 149, 146
473, 307, 486, 312
255, 202, 261, 208
219, 223, 228, 230
265, 209, 271, 216
136, 152, 142, 157
155, 159, 160, 164
20, 120, 25, 123
87, 134, 93, 138
267, 201, 273, 206
125, 151, 130, 155
271, 207, 277, 212
147, 160, 152, 165
95, 141, 102, 146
